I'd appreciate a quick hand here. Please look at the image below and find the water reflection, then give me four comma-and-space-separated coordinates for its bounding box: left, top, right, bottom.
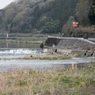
52, 62, 95, 70
6, 42, 8, 48
72, 64, 77, 69
66, 62, 95, 69
0, 41, 40, 48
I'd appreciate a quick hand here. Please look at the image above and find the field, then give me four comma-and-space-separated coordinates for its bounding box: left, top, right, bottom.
0, 63, 95, 95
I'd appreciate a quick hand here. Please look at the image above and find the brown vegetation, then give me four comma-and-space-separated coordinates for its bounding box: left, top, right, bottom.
23, 53, 74, 60
0, 63, 95, 95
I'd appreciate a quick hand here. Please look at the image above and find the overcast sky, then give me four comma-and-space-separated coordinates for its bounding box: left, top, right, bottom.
0, 0, 15, 9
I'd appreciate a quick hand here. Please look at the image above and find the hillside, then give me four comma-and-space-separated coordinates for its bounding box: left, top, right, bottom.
0, 0, 78, 34
62, 0, 95, 38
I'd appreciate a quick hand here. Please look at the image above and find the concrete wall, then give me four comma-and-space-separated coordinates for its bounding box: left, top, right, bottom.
71, 50, 95, 56
88, 38, 95, 42
45, 36, 95, 50
43, 48, 95, 56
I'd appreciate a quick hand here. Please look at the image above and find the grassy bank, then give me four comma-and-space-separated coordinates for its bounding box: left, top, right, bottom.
23, 53, 75, 60
22, 53, 94, 60
0, 37, 47, 44
0, 64, 95, 95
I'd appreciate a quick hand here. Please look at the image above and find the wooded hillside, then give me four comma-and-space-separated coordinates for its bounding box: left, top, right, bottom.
0, 0, 95, 35
0, 0, 78, 34
62, 0, 95, 37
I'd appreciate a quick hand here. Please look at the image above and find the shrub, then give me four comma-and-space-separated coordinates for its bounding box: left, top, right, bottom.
40, 43, 44, 49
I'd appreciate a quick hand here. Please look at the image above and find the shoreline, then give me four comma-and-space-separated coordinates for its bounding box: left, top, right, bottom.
1, 53, 95, 60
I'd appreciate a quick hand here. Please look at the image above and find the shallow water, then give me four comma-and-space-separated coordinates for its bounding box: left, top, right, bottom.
0, 58, 95, 72
0, 41, 40, 48
0, 48, 43, 58
0, 48, 95, 72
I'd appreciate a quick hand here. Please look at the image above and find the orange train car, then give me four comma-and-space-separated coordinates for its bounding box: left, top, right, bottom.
73, 22, 78, 28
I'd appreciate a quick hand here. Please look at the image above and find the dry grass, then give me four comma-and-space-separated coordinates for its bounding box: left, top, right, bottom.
23, 53, 75, 60
18, 53, 93, 60
0, 64, 95, 95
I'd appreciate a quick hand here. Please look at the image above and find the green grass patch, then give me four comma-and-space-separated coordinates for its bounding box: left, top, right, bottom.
86, 54, 92, 57
0, 64, 95, 94
75, 55, 83, 58
67, 47, 72, 49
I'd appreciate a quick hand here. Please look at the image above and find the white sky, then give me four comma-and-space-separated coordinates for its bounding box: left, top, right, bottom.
0, 0, 15, 9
